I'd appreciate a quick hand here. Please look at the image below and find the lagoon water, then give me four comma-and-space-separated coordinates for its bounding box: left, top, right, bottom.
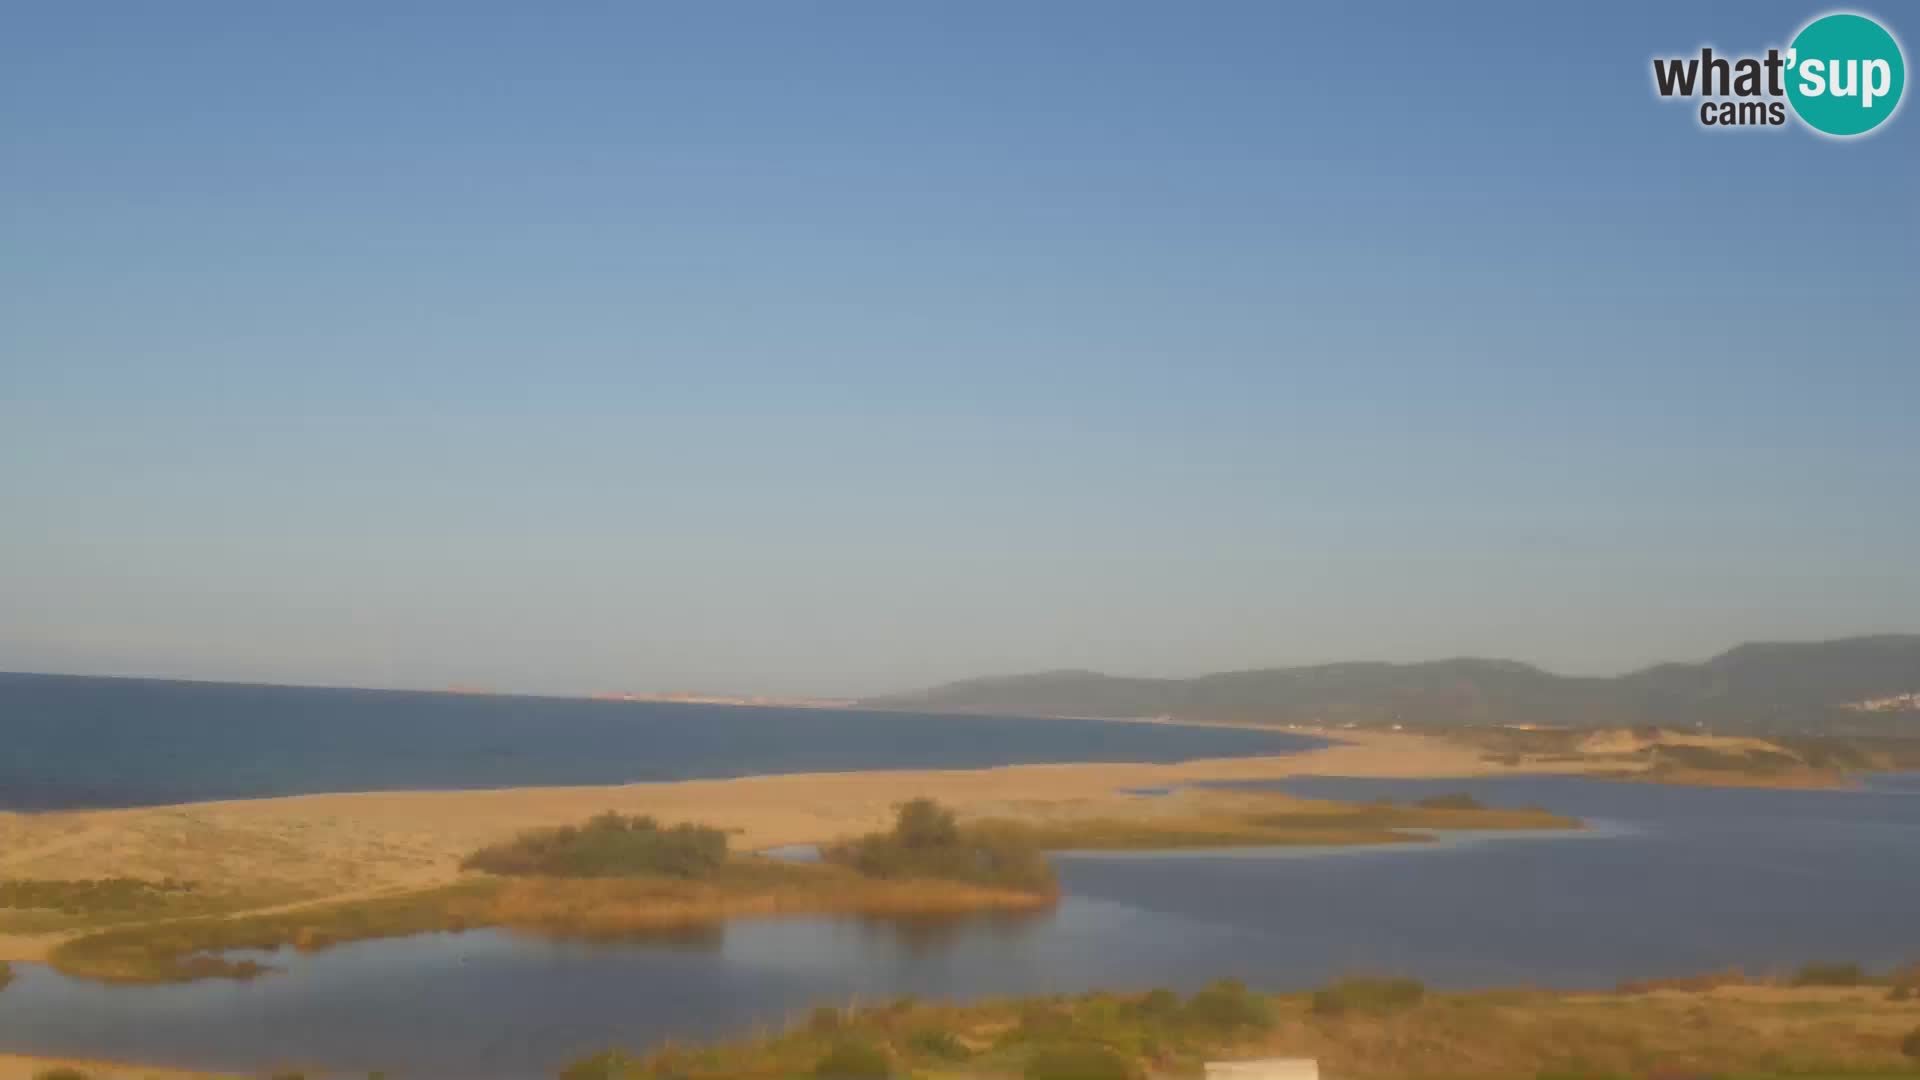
0, 673, 1318, 810
4, 774, 1919, 1078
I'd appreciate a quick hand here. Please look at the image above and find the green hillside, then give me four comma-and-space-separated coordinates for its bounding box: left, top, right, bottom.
865, 635, 1920, 734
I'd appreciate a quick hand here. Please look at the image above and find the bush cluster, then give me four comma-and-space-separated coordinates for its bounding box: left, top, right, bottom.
462, 812, 729, 878
1791, 961, 1868, 987
1312, 976, 1426, 1015
1184, 978, 1275, 1030
0, 877, 197, 915
813, 1039, 892, 1078
1025, 1042, 1142, 1080
906, 1026, 971, 1060
824, 799, 1055, 892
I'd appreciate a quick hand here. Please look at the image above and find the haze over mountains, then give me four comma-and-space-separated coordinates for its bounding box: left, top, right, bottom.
864, 635, 1920, 735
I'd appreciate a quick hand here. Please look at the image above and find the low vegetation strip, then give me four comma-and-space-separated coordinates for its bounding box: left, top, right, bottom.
560, 975, 1920, 1080
485, 865, 1054, 938
986, 795, 1578, 851
0, 876, 300, 936
0, 877, 200, 914
47, 879, 503, 983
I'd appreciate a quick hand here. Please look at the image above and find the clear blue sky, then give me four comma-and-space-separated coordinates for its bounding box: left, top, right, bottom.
3, 2, 1915, 696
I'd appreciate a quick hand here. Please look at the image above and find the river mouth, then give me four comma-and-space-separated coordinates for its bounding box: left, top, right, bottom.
5, 774, 1919, 1079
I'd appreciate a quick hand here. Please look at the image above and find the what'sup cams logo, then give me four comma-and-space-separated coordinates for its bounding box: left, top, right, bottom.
1653, 11, 1905, 136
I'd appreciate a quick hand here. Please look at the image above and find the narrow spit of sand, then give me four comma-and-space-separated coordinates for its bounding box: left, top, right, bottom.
0, 728, 1611, 965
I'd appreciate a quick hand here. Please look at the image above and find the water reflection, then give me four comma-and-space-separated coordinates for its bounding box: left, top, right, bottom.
845, 908, 1052, 956
505, 920, 729, 952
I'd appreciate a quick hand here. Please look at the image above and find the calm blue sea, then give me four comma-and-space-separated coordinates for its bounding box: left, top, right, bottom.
0, 672, 1319, 810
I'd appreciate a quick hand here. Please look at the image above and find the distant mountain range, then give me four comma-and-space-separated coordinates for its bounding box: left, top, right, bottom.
862, 635, 1920, 735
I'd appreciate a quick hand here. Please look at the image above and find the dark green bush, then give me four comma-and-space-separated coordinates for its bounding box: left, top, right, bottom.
1312, 976, 1426, 1015
1136, 987, 1181, 1017
1791, 961, 1867, 987
1025, 1043, 1141, 1080
1016, 1000, 1077, 1037
894, 797, 960, 848
823, 799, 1055, 892
462, 812, 728, 878
1185, 978, 1275, 1030
813, 1039, 892, 1078
907, 1026, 971, 1060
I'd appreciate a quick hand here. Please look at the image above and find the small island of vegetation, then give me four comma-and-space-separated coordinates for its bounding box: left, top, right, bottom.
968, 790, 1577, 851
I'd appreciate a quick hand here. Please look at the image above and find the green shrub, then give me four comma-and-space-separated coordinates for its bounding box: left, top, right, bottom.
462, 812, 728, 878
813, 1039, 892, 1078
1185, 978, 1275, 1030
823, 799, 1055, 892
1017, 1000, 1077, 1037
807, 1005, 845, 1034
907, 1026, 971, 1060
1791, 961, 1867, 986
1136, 987, 1181, 1017
1025, 1043, 1141, 1080
1312, 976, 1426, 1015
895, 797, 960, 848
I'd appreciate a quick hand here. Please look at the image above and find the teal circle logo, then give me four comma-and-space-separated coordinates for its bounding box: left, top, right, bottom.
1786, 13, 1905, 136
